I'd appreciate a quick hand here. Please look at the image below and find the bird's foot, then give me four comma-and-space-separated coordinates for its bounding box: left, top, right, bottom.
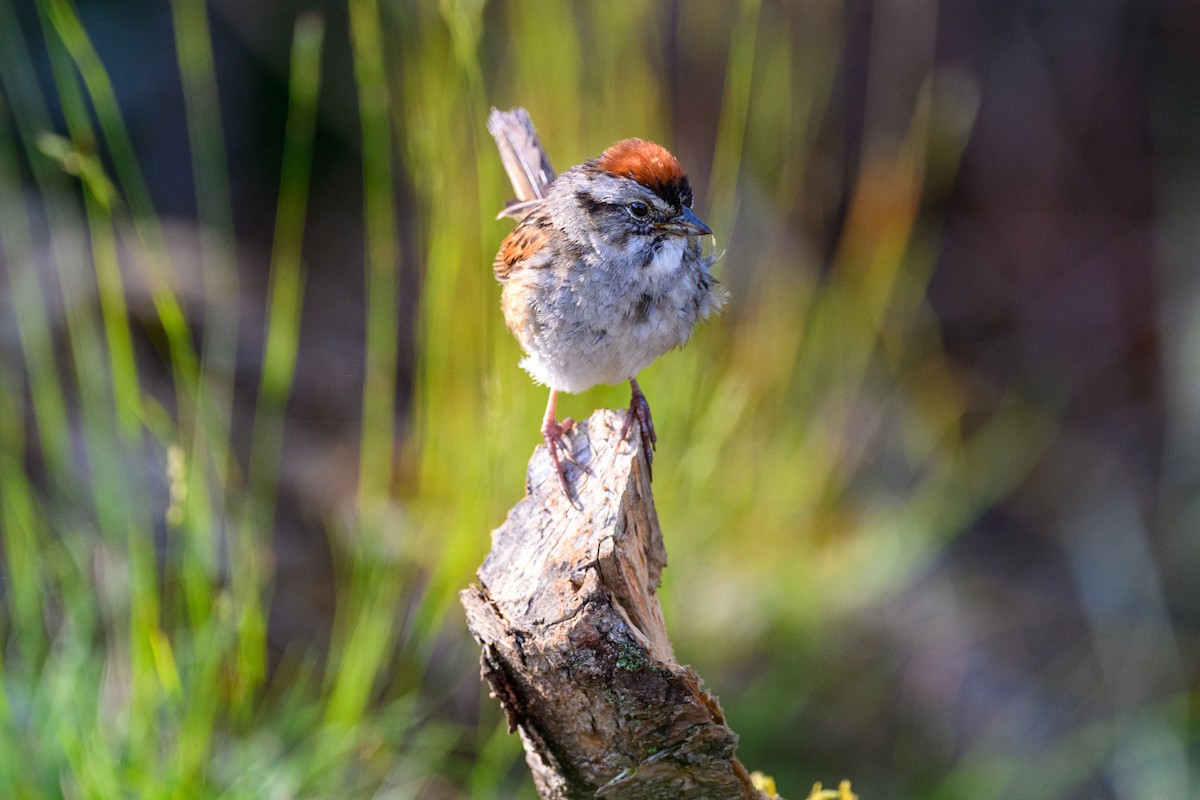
621, 379, 657, 478
542, 415, 578, 497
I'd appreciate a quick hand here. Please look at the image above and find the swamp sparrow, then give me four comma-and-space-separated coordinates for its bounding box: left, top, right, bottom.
488, 108, 726, 496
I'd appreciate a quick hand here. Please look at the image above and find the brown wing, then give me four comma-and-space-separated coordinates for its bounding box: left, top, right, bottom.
494, 209, 552, 281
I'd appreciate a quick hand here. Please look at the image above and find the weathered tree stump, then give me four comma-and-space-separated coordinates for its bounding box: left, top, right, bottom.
460, 409, 775, 799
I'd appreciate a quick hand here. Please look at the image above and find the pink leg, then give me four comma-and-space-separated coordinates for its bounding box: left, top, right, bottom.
620, 377, 657, 477
541, 389, 575, 496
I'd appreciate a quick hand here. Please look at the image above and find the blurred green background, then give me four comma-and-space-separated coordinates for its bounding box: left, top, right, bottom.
0, 0, 1197, 797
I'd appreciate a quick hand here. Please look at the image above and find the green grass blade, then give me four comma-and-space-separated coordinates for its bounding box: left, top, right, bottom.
323, 0, 404, 731
234, 11, 326, 717
350, 0, 399, 508
39, 0, 201, 415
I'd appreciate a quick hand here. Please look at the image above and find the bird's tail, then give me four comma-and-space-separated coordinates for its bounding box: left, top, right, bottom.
488, 107, 557, 218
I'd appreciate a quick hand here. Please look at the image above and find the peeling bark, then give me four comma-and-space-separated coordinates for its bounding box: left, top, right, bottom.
460, 410, 773, 800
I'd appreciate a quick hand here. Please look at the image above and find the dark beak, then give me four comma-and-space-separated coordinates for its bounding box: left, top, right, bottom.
662, 206, 713, 237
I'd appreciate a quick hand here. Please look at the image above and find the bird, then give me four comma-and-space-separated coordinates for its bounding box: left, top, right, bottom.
487, 107, 726, 497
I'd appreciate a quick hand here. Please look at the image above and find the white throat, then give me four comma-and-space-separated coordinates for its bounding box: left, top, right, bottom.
643, 236, 687, 278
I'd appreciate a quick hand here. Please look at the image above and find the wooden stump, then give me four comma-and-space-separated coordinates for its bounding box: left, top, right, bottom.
460, 410, 773, 799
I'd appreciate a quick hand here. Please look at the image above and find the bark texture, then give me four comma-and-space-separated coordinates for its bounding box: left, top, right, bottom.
460, 410, 771, 800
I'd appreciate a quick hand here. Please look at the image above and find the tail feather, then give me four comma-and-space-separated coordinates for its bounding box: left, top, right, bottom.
488, 107, 556, 207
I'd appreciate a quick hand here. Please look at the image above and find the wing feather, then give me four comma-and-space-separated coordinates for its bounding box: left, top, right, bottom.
493, 209, 552, 280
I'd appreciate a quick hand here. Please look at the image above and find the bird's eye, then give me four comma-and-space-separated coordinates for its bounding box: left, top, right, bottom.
627, 201, 650, 218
